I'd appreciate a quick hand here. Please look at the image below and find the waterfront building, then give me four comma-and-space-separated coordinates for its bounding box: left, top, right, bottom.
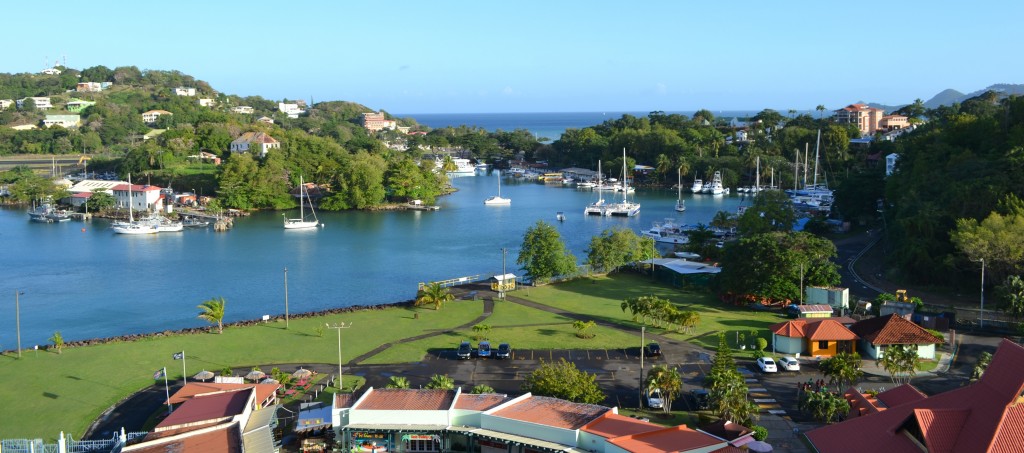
112, 182, 164, 212
230, 131, 281, 157
834, 103, 885, 136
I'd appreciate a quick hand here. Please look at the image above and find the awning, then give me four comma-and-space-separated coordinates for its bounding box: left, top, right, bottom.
466, 428, 579, 452
344, 424, 449, 432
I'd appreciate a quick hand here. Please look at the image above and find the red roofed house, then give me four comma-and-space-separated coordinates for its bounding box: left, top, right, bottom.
123, 387, 280, 453
334, 388, 729, 453
770, 319, 858, 357
167, 382, 281, 409
805, 338, 1024, 452
230, 131, 281, 158
834, 103, 885, 136
850, 314, 942, 360
112, 183, 164, 213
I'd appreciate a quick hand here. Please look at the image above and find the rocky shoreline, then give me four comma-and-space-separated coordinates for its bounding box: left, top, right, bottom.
4, 299, 417, 354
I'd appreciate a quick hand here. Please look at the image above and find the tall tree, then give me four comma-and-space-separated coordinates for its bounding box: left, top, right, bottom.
737, 190, 796, 235
718, 231, 841, 303
585, 227, 656, 274
197, 297, 227, 334
646, 365, 682, 413
518, 221, 577, 283
522, 358, 605, 404
819, 352, 864, 389
997, 275, 1024, 319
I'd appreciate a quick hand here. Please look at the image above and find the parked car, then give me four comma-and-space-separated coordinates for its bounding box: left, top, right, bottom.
496, 342, 512, 359
756, 357, 778, 373
690, 389, 709, 410
646, 388, 664, 409
456, 341, 472, 359
778, 356, 800, 371
478, 341, 491, 358
644, 342, 662, 357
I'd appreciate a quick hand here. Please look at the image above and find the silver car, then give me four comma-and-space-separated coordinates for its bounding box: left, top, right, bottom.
756, 357, 778, 373
778, 356, 800, 371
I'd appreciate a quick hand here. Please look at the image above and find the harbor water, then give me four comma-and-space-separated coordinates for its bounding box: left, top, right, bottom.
0, 173, 746, 345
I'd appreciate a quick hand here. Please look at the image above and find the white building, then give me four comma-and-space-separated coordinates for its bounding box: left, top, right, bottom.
257, 116, 274, 124
198, 98, 216, 107
76, 82, 105, 92
0, 99, 14, 110
142, 110, 173, 125
278, 102, 305, 118
174, 87, 197, 96
17, 97, 53, 110
41, 67, 62, 75
232, 106, 254, 114
230, 131, 281, 157
112, 182, 164, 213
43, 114, 81, 128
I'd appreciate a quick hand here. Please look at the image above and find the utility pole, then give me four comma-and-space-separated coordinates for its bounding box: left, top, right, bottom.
15, 290, 23, 358
284, 267, 290, 329
639, 326, 645, 408
973, 258, 985, 329
327, 322, 352, 391
499, 248, 507, 300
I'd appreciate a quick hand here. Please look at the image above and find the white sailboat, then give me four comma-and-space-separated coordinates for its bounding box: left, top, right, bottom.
607, 148, 640, 217
584, 160, 609, 216
675, 166, 686, 212
112, 175, 158, 235
284, 176, 322, 229
484, 172, 511, 205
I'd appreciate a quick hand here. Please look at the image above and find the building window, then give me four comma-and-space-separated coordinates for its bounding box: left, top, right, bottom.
818, 340, 829, 350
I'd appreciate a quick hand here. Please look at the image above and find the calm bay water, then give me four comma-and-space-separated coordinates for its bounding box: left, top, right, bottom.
0, 173, 746, 346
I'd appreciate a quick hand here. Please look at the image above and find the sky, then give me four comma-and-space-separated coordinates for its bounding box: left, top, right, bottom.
4, 1, 1022, 114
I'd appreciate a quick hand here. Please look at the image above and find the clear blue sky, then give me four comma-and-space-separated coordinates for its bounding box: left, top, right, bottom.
4, 1, 1021, 114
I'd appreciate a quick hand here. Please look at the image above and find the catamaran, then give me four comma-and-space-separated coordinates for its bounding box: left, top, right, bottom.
606, 149, 640, 217
584, 160, 609, 216
284, 176, 322, 229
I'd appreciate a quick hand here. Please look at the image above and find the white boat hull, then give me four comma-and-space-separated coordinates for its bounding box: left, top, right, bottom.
112, 223, 159, 235
484, 196, 511, 206
284, 219, 320, 229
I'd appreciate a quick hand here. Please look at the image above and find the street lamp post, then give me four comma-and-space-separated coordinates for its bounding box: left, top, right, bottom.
973, 258, 985, 329
284, 267, 290, 329
327, 322, 352, 391
15, 290, 23, 358
639, 326, 645, 408
499, 248, 507, 299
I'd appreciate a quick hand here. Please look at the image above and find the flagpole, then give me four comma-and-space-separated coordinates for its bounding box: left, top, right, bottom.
182, 350, 187, 384
163, 367, 171, 415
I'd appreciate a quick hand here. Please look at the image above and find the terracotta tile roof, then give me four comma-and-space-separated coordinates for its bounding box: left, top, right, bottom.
354, 388, 455, 411
698, 419, 753, 441
112, 184, 162, 192
876, 384, 927, 408
709, 446, 745, 453
851, 314, 941, 345
130, 422, 240, 453
770, 320, 806, 337
806, 339, 1024, 453
607, 425, 724, 453
491, 395, 609, 429
804, 319, 858, 341
580, 413, 662, 439
168, 382, 280, 406
232, 131, 279, 145
335, 392, 355, 409
453, 393, 511, 411
156, 389, 251, 430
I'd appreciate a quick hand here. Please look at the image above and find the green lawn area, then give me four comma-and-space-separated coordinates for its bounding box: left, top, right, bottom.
516, 273, 785, 351
362, 301, 638, 364
917, 359, 939, 372
0, 300, 483, 440
616, 408, 704, 427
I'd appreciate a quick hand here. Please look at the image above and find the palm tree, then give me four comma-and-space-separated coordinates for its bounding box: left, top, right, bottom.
472, 323, 491, 340
425, 374, 455, 390
471, 384, 495, 394
386, 376, 410, 389
878, 345, 918, 385
816, 104, 826, 119
198, 297, 227, 334
50, 331, 64, 354
646, 365, 682, 413
416, 283, 453, 310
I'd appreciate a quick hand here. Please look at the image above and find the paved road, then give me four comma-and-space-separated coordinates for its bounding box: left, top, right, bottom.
832, 230, 883, 300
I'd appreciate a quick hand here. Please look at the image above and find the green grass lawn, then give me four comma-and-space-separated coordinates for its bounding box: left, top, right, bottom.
917, 359, 939, 372
0, 300, 483, 440
616, 408, 703, 427
516, 273, 785, 351
362, 301, 638, 364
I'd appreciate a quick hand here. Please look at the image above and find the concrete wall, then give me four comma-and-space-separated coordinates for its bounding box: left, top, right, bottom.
450, 409, 481, 427
578, 431, 608, 453
349, 409, 449, 425
773, 335, 803, 355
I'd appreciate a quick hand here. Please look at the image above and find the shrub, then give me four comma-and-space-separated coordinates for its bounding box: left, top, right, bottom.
751, 425, 769, 441
755, 337, 768, 351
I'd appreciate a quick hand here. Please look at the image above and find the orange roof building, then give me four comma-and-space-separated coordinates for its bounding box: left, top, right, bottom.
770, 318, 858, 357
806, 339, 1024, 452
167, 382, 280, 408
850, 314, 942, 359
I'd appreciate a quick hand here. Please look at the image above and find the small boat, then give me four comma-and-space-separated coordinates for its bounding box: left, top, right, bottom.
584, 161, 610, 216
576, 181, 596, 189
709, 171, 725, 195
284, 176, 322, 229
605, 148, 640, 217
484, 173, 511, 205
28, 202, 71, 223
556, 212, 565, 222
690, 179, 703, 194
112, 175, 159, 235
182, 217, 210, 228
642, 219, 689, 244
675, 167, 686, 212
673, 251, 701, 260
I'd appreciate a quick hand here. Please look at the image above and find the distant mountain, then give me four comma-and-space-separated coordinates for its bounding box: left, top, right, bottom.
923, 89, 966, 109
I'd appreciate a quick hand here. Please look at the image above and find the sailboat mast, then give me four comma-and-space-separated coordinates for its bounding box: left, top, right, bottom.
299, 176, 305, 219
677, 166, 681, 201
755, 156, 760, 191
127, 174, 134, 222
813, 130, 821, 189
803, 145, 809, 189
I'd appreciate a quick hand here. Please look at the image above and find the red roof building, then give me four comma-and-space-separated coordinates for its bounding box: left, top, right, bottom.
806, 338, 1024, 452
850, 314, 942, 359
834, 103, 886, 136
770, 319, 858, 357
167, 382, 280, 408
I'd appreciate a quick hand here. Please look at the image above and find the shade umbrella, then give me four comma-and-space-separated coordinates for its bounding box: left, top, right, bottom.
747, 441, 773, 452
245, 370, 267, 381
260, 378, 279, 385
292, 368, 313, 379
193, 370, 215, 381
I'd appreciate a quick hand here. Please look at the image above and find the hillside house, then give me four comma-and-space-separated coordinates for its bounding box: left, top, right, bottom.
230, 132, 280, 157
257, 116, 274, 124
43, 114, 81, 129
878, 114, 909, 131
278, 102, 304, 118
0, 99, 12, 110
174, 87, 197, 96
41, 67, 61, 75
17, 97, 53, 110
76, 82, 108, 92
65, 99, 96, 112
232, 106, 254, 114
361, 111, 398, 132
834, 103, 885, 136
142, 110, 173, 125
198, 98, 216, 107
